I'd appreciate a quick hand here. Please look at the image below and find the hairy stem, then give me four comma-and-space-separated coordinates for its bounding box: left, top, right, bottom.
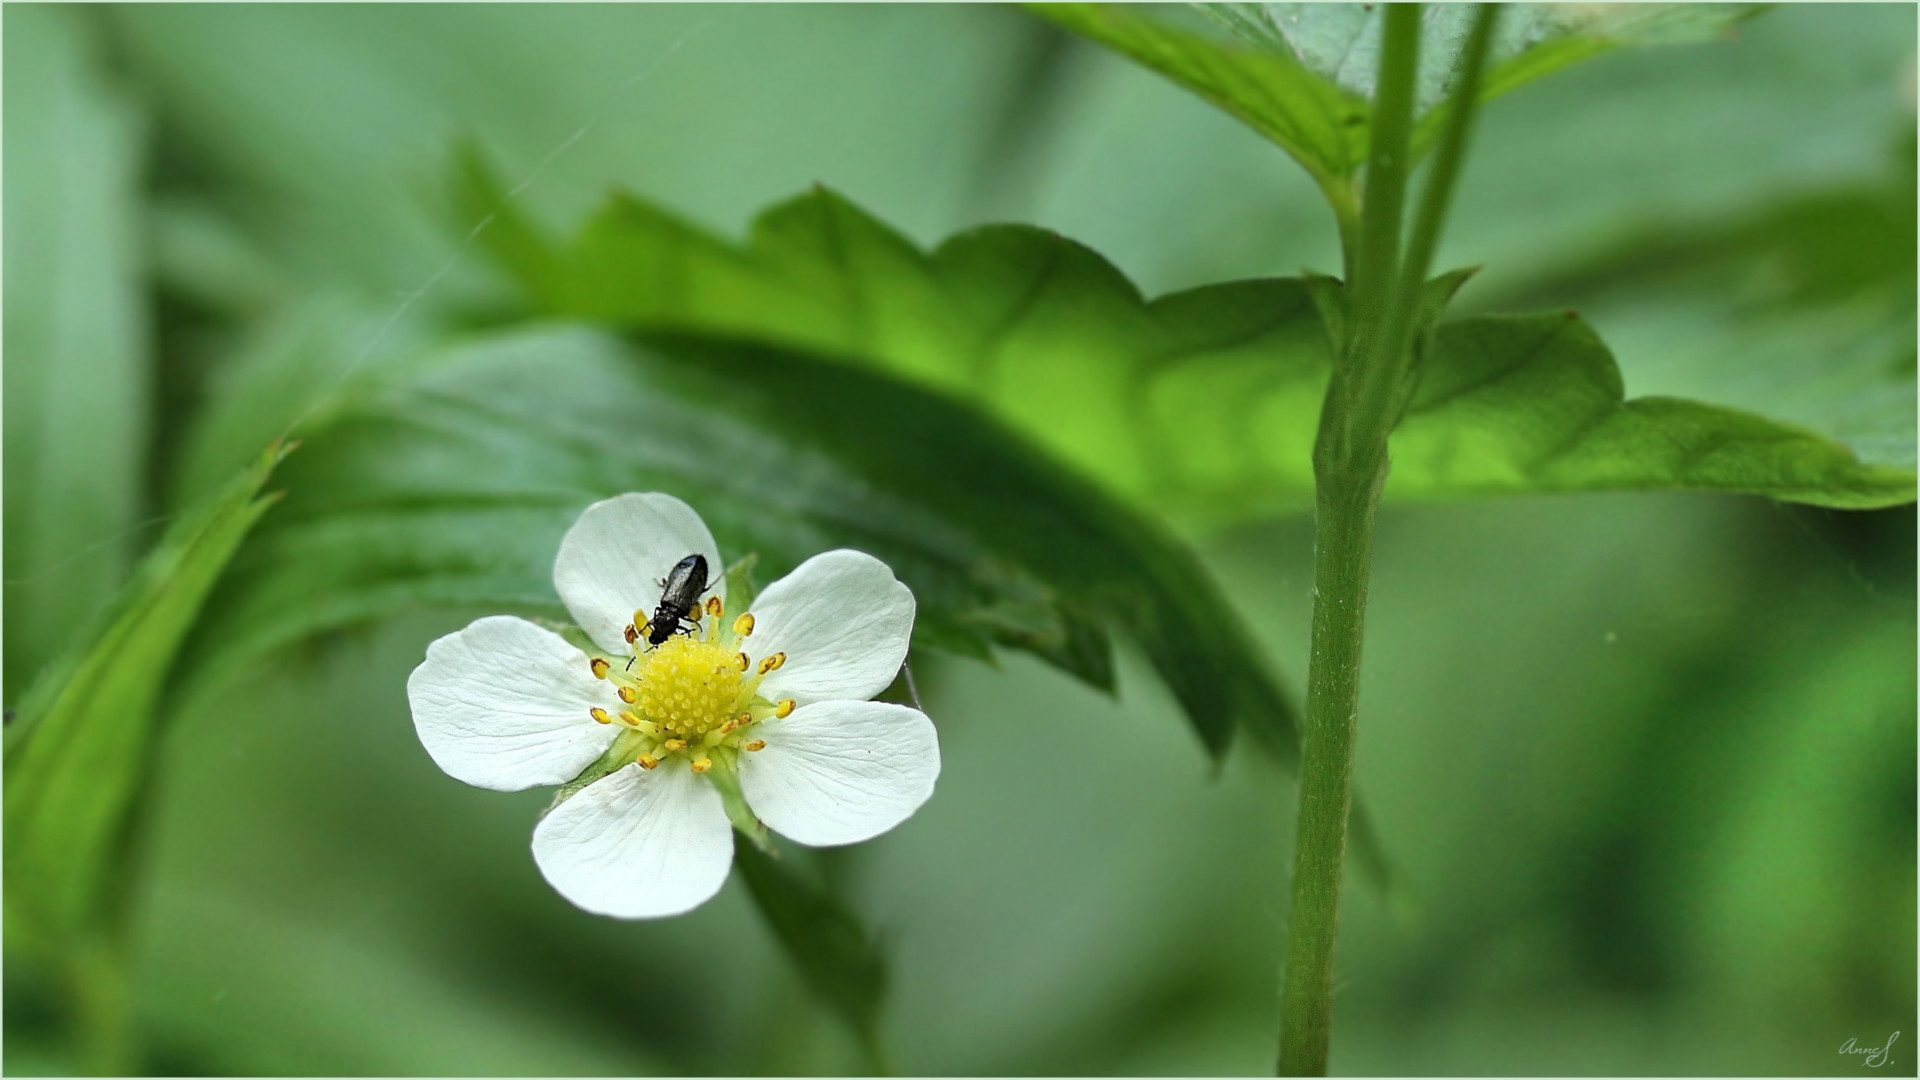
1277, 459, 1385, 1077
1278, 5, 1498, 1075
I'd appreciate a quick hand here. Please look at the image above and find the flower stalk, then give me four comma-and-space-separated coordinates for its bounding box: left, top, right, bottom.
1278, 5, 1499, 1075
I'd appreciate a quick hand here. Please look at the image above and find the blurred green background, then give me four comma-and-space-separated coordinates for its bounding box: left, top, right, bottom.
5, 3, 1914, 1075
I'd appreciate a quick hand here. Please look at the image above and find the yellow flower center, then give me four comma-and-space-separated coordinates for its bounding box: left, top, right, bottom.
634, 635, 746, 741
583, 596, 794, 772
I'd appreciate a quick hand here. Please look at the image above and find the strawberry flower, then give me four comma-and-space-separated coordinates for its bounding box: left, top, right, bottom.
407, 493, 939, 918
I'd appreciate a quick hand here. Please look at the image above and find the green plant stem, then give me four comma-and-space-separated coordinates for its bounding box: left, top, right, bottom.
1317, 4, 1420, 477
1322, 178, 1363, 277
1279, 6, 1499, 1075
1399, 6, 1499, 302
1277, 461, 1385, 1078
1278, 8, 1418, 1068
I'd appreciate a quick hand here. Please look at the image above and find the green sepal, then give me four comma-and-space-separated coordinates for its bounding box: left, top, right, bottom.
704, 753, 774, 854
723, 552, 760, 615
544, 729, 647, 816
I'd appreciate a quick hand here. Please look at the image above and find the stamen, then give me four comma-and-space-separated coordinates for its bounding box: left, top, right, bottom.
733, 613, 754, 637
758, 652, 787, 675
624, 624, 640, 645
743, 740, 767, 752
590, 707, 613, 725
690, 757, 713, 773
775, 699, 796, 718
637, 754, 659, 770
589, 657, 610, 679
706, 596, 724, 618
621, 710, 647, 728
735, 652, 750, 671
617, 685, 637, 704
663, 738, 687, 753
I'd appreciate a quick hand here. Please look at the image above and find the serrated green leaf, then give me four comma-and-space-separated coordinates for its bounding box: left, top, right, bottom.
459, 176, 1913, 515
1034, 3, 1766, 195
5, 444, 290, 944
2, 5, 152, 702
188, 324, 1295, 760
1393, 313, 1913, 507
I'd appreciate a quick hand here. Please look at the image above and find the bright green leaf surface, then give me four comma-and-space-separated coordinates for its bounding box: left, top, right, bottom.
469, 181, 1913, 514
2, 5, 152, 703
4, 444, 289, 944
189, 326, 1295, 759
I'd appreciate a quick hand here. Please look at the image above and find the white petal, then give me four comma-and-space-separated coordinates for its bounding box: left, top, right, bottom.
747, 550, 914, 706
554, 493, 725, 655
407, 616, 621, 792
531, 762, 734, 919
739, 700, 939, 847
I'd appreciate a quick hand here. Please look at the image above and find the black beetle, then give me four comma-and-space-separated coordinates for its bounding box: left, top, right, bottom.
643, 553, 710, 648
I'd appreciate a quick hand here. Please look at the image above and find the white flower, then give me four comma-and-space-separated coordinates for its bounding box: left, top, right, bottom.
406, 493, 940, 918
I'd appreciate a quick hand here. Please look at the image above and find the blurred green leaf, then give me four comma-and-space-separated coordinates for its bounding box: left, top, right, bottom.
734, 841, 889, 1057
189, 325, 1294, 760
1478, 165, 1918, 470
458, 176, 1913, 515
5, 443, 289, 944
1033, 3, 1765, 203
2, 5, 152, 702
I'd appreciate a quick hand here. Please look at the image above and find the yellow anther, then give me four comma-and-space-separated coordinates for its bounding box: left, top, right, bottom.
744, 740, 767, 752
733, 613, 754, 637
590, 707, 613, 725
663, 738, 687, 753
775, 699, 796, 718
758, 651, 787, 675
589, 657, 610, 679
706, 595, 724, 618
621, 710, 646, 728
637, 754, 659, 770
623, 623, 639, 645
617, 685, 637, 704
690, 757, 713, 773
736, 652, 750, 671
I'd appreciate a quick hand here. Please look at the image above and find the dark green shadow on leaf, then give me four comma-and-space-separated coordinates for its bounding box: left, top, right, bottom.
188, 327, 1296, 762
